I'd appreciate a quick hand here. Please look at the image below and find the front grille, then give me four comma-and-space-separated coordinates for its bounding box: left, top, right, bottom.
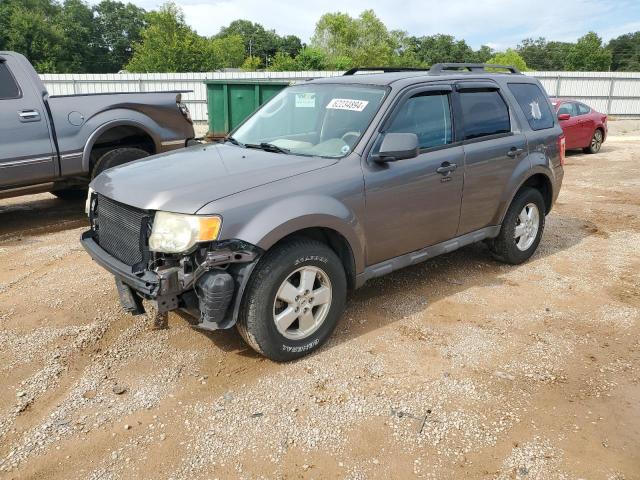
95, 195, 147, 266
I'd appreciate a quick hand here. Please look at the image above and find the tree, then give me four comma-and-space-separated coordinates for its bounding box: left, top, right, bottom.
295, 47, 328, 70
487, 49, 528, 71
407, 34, 475, 65
0, 0, 63, 72
517, 37, 572, 70
126, 3, 207, 72
205, 34, 245, 70
311, 10, 399, 67
607, 32, 640, 71
93, 0, 147, 72
241, 55, 262, 71
55, 0, 96, 72
565, 32, 612, 71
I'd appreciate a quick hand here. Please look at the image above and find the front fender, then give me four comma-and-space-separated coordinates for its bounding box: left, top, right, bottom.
219, 195, 366, 274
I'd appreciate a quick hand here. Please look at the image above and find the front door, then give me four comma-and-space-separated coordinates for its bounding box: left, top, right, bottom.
363, 86, 464, 266
557, 102, 581, 149
0, 59, 56, 188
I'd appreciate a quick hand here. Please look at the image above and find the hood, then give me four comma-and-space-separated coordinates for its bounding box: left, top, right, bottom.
90, 143, 337, 213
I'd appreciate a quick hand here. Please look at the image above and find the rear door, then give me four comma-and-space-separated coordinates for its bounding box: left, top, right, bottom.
455, 82, 528, 235
363, 85, 464, 265
0, 57, 56, 188
576, 102, 595, 147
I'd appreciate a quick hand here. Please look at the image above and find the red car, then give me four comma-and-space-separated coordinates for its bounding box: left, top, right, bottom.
552, 99, 608, 154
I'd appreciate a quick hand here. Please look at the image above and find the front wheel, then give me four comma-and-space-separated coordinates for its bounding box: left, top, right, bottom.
583, 129, 603, 154
488, 187, 545, 265
237, 239, 347, 362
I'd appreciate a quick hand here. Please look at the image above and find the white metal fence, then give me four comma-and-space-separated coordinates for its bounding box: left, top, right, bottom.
40, 70, 640, 122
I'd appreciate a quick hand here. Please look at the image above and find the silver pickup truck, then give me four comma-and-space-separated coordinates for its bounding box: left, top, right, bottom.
0, 51, 195, 200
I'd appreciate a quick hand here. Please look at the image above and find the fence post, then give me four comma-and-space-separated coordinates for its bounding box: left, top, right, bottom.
72, 78, 76, 94
606, 78, 616, 115
555, 75, 562, 97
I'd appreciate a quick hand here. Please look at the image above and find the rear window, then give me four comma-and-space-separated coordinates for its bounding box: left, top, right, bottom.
508, 83, 554, 130
459, 90, 510, 140
0, 62, 20, 99
577, 103, 590, 115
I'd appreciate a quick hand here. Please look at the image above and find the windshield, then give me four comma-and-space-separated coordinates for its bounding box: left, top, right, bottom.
231, 83, 387, 158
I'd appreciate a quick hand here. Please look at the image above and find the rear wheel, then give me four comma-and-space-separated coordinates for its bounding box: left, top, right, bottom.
92, 147, 149, 178
583, 129, 603, 154
488, 187, 545, 264
237, 238, 347, 362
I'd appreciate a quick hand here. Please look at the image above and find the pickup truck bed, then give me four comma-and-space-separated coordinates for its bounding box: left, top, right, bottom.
0, 51, 195, 199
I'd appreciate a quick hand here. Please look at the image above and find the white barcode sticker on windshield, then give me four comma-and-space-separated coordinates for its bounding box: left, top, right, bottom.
326, 98, 369, 112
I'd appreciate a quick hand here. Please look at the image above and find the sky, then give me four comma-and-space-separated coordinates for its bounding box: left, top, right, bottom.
95, 0, 639, 49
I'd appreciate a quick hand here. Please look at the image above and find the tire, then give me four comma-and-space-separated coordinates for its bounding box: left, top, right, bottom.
51, 187, 87, 200
92, 147, 149, 178
583, 129, 603, 154
488, 187, 545, 265
236, 238, 347, 362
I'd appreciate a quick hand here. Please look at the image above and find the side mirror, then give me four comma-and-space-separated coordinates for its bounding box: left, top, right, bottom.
373, 133, 419, 162
558, 113, 571, 121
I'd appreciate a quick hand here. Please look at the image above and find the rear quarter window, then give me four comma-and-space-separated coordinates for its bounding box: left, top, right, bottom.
0, 62, 21, 99
508, 83, 554, 131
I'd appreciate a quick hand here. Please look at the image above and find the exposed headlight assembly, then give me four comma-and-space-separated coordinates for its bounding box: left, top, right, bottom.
85, 187, 94, 216
149, 212, 221, 253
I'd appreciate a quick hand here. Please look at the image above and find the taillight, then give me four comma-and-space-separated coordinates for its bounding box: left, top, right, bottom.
602, 115, 608, 124
558, 134, 566, 166
177, 102, 192, 124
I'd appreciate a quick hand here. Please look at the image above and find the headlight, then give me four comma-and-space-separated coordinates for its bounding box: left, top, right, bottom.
148, 212, 221, 253
85, 187, 94, 216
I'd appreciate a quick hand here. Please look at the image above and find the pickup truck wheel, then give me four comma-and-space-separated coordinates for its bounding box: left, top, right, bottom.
237, 239, 347, 362
583, 129, 603, 154
488, 187, 545, 265
92, 147, 149, 178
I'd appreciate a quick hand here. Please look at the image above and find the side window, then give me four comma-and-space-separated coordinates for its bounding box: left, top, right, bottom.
459, 90, 510, 140
0, 62, 20, 99
557, 102, 576, 116
386, 92, 452, 149
508, 83, 554, 130
577, 103, 591, 115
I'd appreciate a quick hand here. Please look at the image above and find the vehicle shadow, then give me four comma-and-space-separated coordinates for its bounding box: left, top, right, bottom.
0, 194, 87, 240
195, 212, 599, 359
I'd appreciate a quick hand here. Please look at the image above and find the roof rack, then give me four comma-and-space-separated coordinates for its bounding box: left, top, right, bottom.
343, 67, 428, 76
429, 63, 521, 74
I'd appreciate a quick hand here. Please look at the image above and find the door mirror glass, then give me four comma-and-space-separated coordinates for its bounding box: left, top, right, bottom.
558, 113, 571, 121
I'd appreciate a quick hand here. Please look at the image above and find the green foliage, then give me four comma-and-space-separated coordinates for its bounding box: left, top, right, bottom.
241, 56, 263, 71
0, 2, 636, 73
126, 3, 205, 72
565, 32, 612, 71
607, 31, 640, 72
93, 0, 146, 72
487, 49, 528, 71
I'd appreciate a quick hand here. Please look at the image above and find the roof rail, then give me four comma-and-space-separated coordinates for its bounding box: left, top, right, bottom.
429, 63, 521, 74
343, 67, 428, 76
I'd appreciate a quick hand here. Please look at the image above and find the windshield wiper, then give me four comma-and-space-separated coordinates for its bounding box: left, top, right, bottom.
245, 142, 290, 154
224, 136, 244, 147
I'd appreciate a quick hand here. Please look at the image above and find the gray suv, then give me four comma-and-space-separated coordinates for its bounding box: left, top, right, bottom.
81, 64, 565, 361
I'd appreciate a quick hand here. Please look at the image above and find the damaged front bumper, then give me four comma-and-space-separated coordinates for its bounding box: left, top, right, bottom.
81, 231, 262, 331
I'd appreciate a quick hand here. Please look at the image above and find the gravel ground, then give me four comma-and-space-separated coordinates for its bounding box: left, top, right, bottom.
0, 121, 638, 479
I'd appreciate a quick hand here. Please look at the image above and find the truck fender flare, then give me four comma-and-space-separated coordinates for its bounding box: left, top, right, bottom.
82, 119, 159, 172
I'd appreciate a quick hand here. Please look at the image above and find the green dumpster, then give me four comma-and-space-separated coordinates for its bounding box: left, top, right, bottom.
204, 79, 291, 139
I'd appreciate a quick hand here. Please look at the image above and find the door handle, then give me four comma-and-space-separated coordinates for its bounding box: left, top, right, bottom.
436, 162, 457, 175
18, 109, 41, 122
506, 147, 525, 158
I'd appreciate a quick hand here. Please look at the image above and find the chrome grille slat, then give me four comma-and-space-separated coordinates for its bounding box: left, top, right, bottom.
96, 195, 146, 266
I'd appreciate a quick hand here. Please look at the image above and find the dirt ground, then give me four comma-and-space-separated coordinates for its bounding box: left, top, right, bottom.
0, 120, 638, 479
